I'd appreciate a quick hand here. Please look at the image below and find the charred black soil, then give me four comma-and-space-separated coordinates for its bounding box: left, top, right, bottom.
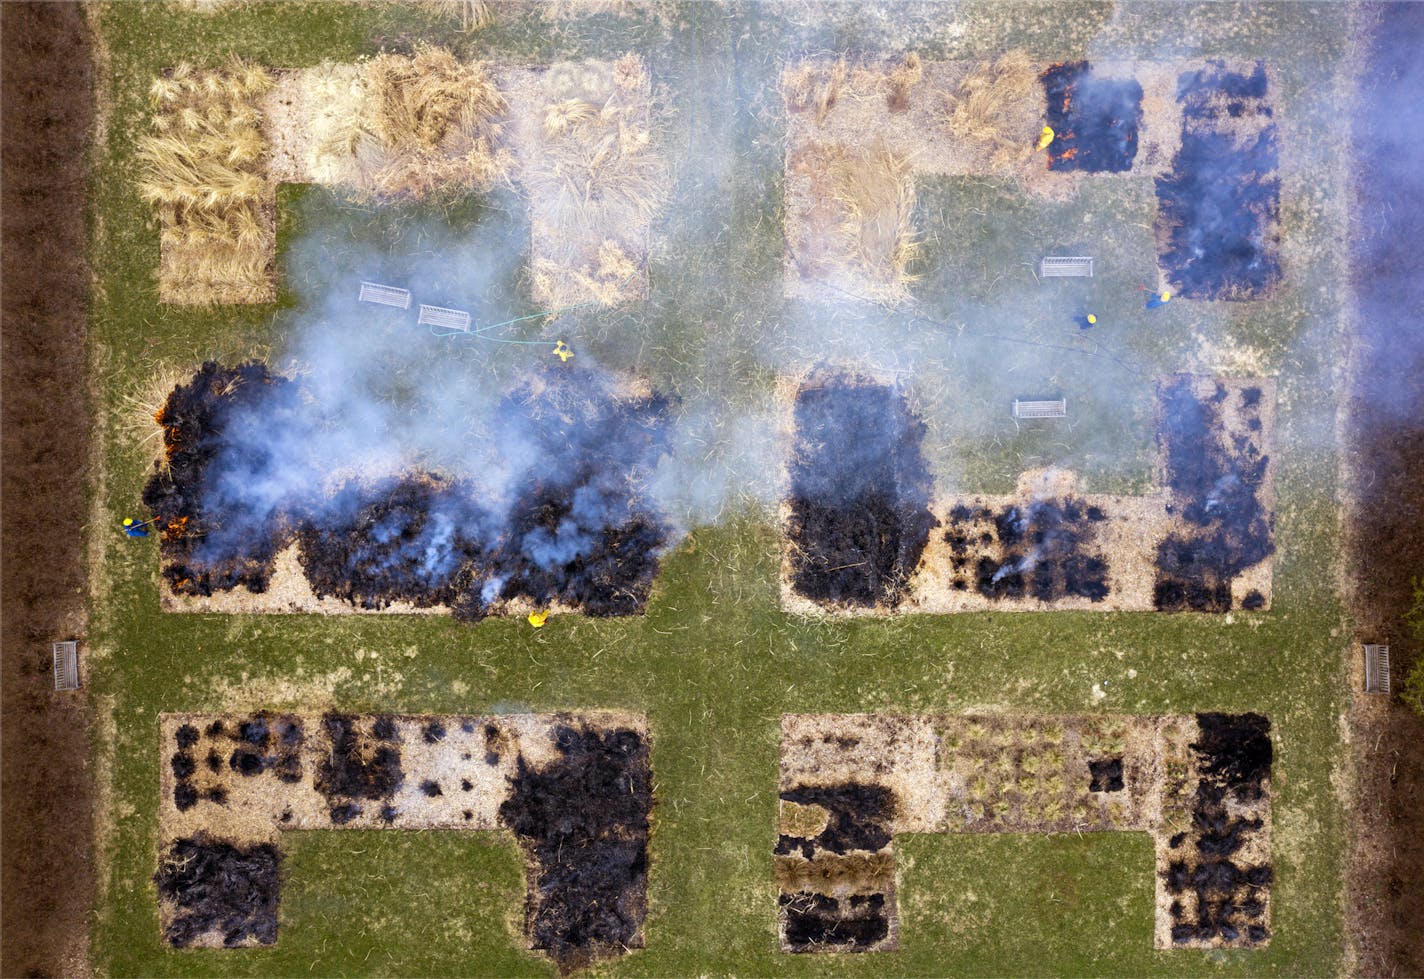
142, 360, 306, 596
1155, 61, 1281, 300
155, 834, 281, 948
786, 377, 935, 608
779, 892, 890, 952
1041, 61, 1143, 173
144, 363, 674, 620
297, 476, 489, 610
499, 724, 651, 973
776, 781, 896, 953
1154, 376, 1273, 611
315, 713, 404, 821
942, 498, 1110, 602
1162, 714, 1272, 947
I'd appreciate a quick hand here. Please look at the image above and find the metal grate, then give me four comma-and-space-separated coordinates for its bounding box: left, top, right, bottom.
1012, 398, 1068, 419
1364, 644, 1391, 694
358, 281, 412, 309
1039, 256, 1095, 278
417, 304, 472, 333
52, 641, 79, 691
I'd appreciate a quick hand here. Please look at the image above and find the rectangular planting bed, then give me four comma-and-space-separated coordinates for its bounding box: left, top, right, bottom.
782, 373, 1275, 615
158, 711, 650, 973
777, 712, 1273, 953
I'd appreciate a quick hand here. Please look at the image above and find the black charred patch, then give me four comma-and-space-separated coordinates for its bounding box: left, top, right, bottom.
1041, 61, 1143, 172
141, 361, 308, 596
1164, 714, 1273, 947
786, 377, 936, 608
420, 780, 442, 797
1154, 377, 1273, 611
175, 724, 200, 749
775, 783, 895, 858
1088, 757, 1124, 792
297, 476, 490, 611
1193, 712, 1272, 797
229, 750, 264, 777
499, 724, 650, 973
315, 713, 403, 803
944, 497, 1110, 602
780, 892, 890, 952
1156, 62, 1281, 299
329, 803, 362, 825
423, 721, 446, 743
454, 368, 675, 623
174, 782, 198, 812
171, 752, 196, 780
155, 834, 280, 948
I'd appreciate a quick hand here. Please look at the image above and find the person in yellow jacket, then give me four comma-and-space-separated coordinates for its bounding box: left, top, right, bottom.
1037, 125, 1055, 150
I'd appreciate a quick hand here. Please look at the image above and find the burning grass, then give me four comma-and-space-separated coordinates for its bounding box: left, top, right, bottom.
142, 361, 674, 621
942, 50, 1039, 171
520, 55, 668, 306
138, 59, 275, 304
1040, 61, 1144, 172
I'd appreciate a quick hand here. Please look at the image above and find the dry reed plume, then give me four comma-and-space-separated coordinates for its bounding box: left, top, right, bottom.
886, 53, 923, 112
354, 49, 511, 199
792, 141, 919, 303
415, 0, 494, 31
137, 58, 275, 304
781, 58, 848, 126
943, 50, 1039, 169
828, 141, 920, 300
525, 54, 667, 306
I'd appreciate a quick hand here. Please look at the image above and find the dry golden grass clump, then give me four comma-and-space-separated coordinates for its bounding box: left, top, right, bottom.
414, 0, 494, 31
794, 141, 920, 303
524, 54, 668, 306
138, 59, 275, 304
781, 58, 848, 126
943, 49, 1039, 168
351, 49, 511, 199
886, 52, 923, 112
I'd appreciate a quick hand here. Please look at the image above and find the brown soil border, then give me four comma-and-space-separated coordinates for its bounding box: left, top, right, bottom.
1342, 6, 1424, 975
0, 3, 96, 977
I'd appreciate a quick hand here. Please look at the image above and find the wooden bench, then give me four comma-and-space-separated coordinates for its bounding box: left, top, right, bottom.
1364, 644, 1391, 694
52, 641, 79, 691
1012, 398, 1068, 419
358, 281, 412, 309
1039, 256, 1095, 278
417, 304, 472, 333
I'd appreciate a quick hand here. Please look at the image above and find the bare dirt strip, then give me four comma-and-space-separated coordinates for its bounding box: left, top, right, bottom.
0, 3, 96, 977
1344, 4, 1424, 976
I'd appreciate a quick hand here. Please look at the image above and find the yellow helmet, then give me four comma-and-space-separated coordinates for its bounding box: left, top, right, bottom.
1087, 314, 1097, 324
123, 518, 134, 526
1161, 290, 1171, 302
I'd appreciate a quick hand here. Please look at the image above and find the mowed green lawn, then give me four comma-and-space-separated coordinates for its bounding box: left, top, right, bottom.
87, 2, 1355, 975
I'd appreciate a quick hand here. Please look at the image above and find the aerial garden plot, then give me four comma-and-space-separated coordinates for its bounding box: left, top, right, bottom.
82, 2, 1361, 976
